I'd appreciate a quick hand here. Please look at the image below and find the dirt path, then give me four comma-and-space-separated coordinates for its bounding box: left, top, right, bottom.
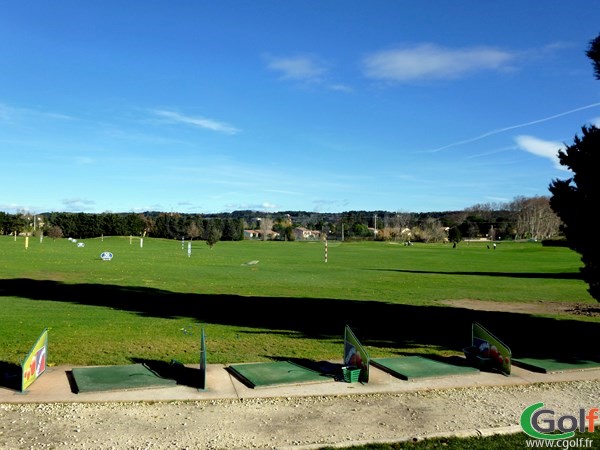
441, 299, 600, 317
1, 379, 599, 449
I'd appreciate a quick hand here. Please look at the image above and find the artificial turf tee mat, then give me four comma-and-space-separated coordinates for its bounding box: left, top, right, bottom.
370, 356, 479, 380
227, 361, 335, 388
71, 364, 177, 393
512, 357, 600, 373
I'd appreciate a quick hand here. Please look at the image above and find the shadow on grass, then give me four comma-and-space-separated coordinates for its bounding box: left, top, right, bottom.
0, 361, 21, 390
130, 358, 204, 389
268, 356, 344, 380
1, 278, 599, 362
370, 268, 583, 279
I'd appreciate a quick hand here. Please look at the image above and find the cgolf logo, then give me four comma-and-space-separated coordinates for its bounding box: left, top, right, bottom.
520, 402, 598, 440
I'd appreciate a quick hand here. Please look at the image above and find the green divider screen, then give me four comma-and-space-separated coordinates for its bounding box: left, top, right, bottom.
463, 322, 511, 376
344, 325, 370, 383
199, 327, 206, 391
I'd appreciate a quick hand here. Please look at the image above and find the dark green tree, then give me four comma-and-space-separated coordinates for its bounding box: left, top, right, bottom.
0, 212, 10, 235
549, 125, 600, 301
549, 34, 600, 302
448, 226, 462, 243
204, 220, 222, 248
47, 213, 77, 238
586, 33, 600, 80
124, 213, 148, 236
220, 218, 236, 241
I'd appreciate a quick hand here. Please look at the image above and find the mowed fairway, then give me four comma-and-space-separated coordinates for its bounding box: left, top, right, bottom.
0, 236, 597, 366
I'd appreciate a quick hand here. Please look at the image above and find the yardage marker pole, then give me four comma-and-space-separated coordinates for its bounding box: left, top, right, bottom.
325, 239, 328, 263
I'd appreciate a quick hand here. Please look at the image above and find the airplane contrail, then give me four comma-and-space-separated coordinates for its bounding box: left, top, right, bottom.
426, 102, 600, 153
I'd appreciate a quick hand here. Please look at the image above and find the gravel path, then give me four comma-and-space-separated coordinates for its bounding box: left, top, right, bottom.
1, 379, 598, 449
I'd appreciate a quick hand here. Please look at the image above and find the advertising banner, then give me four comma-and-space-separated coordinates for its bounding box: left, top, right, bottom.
344, 325, 370, 383
21, 328, 48, 391
465, 322, 511, 375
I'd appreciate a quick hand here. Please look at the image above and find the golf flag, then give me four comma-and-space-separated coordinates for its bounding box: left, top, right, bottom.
21, 328, 48, 391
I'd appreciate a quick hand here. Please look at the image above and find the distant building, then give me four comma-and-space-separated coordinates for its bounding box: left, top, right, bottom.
243, 230, 260, 240
293, 227, 321, 240
244, 229, 280, 240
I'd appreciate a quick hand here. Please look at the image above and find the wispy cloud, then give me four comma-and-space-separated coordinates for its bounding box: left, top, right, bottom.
465, 145, 518, 159
75, 156, 95, 165
426, 102, 600, 153
61, 198, 96, 212
264, 188, 302, 196
151, 110, 240, 135
224, 201, 278, 212
312, 199, 350, 212
264, 54, 354, 92
515, 135, 565, 170
329, 83, 353, 93
265, 54, 326, 81
0, 103, 75, 122
362, 43, 515, 82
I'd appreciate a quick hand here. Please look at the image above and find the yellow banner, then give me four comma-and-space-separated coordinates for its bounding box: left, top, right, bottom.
21, 328, 48, 391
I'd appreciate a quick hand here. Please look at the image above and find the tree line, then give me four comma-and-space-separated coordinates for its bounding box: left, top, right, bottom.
0, 195, 560, 243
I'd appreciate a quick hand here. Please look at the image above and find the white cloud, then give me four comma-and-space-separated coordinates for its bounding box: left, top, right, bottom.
261, 202, 277, 210
514, 135, 566, 170
591, 117, 600, 127
362, 44, 515, 82
265, 55, 326, 81
152, 110, 240, 135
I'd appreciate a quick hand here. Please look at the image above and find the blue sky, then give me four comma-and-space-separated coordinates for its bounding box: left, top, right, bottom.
1, 1, 599, 215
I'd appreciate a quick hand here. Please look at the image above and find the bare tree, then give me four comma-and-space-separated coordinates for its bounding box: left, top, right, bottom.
46, 225, 64, 240
465, 202, 504, 222
259, 217, 274, 241
186, 221, 202, 241
418, 217, 447, 243
511, 196, 561, 240
389, 211, 413, 241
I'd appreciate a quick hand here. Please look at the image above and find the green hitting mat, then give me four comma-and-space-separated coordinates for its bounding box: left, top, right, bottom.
512, 357, 600, 373
371, 356, 479, 381
72, 364, 177, 393
228, 361, 334, 388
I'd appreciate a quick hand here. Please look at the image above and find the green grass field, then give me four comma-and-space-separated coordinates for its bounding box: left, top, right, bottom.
1, 236, 598, 366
